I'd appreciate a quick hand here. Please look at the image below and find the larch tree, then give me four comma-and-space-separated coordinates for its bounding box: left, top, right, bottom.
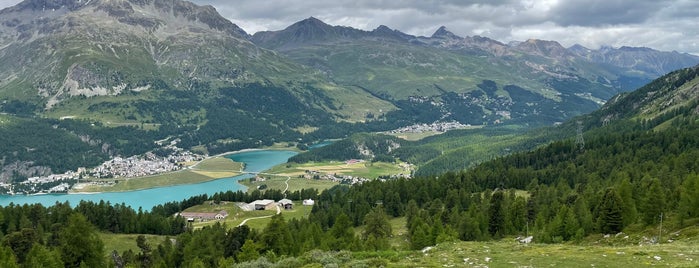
59, 213, 105, 268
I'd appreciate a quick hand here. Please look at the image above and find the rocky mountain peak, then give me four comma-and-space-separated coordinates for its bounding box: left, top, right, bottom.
282, 17, 337, 39
371, 25, 414, 41
431, 26, 459, 39
296, 16, 328, 27
1, 0, 249, 39
515, 39, 570, 58
8, 0, 86, 12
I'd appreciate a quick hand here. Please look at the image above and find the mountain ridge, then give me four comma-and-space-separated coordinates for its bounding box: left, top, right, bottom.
251, 17, 699, 127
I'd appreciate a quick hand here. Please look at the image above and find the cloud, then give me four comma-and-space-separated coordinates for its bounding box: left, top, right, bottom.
549, 0, 671, 26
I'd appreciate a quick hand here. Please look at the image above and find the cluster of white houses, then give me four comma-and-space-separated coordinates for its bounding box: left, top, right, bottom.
178, 199, 315, 222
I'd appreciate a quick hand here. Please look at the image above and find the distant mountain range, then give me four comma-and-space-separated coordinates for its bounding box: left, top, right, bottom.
1, 1, 697, 127
0, 0, 699, 180
252, 17, 699, 125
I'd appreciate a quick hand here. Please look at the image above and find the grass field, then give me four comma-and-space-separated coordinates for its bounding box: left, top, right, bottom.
98, 215, 699, 267
99, 233, 165, 256
75, 156, 243, 193
391, 239, 699, 267
185, 201, 313, 230
266, 160, 411, 179
238, 160, 412, 194
240, 176, 338, 194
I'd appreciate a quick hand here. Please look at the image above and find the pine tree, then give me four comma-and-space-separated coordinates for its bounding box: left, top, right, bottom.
597, 188, 625, 234
0, 246, 19, 268
458, 204, 483, 241
236, 239, 260, 263
679, 175, 699, 224
2, 228, 39, 263
362, 206, 392, 250
261, 214, 293, 256
617, 177, 638, 226
59, 213, 105, 268
328, 213, 355, 251
409, 221, 433, 250
136, 235, 152, 268
23, 244, 63, 268
641, 178, 666, 225
574, 198, 593, 234
563, 206, 581, 240
488, 191, 505, 237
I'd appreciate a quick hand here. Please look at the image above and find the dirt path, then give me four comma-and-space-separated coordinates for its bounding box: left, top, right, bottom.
238, 205, 281, 227
283, 176, 290, 193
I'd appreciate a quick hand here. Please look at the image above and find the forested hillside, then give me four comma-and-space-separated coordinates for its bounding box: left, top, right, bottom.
2, 66, 699, 267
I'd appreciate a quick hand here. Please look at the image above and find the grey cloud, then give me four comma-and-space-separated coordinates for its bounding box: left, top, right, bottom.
549, 0, 671, 26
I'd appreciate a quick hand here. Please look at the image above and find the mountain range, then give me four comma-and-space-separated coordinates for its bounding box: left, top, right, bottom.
1, 0, 699, 180
252, 17, 699, 125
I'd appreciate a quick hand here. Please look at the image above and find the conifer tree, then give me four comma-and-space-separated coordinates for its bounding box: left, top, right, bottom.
617, 177, 638, 226
236, 239, 260, 263
641, 178, 666, 225
488, 191, 505, 237
679, 175, 699, 224
59, 213, 105, 268
328, 213, 355, 251
23, 244, 62, 268
409, 220, 433, 250
261, 214, 292, 256
362, 206, 392, 250
597, 188, 625, 234
0, 246, 19, 268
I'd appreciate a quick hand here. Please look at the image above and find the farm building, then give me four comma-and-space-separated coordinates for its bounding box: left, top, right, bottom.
178, 210, 229, 222
252, 199, 276, 210
303, 199, 315, 206
278, 199, 293, 210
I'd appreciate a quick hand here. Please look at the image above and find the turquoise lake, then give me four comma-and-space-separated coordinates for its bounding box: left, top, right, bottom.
0, 150, 297, 210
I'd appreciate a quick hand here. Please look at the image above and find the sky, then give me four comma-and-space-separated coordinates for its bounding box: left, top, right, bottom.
0, 0, 697, 55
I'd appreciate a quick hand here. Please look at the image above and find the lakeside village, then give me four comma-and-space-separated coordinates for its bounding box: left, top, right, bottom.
0, 144, 205, 195
1, 125, 421, 195
386, 121, 471, 134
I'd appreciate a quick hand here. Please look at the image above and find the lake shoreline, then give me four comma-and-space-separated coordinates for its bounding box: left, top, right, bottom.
70, 147, 295, 194
0, 150, 299, 209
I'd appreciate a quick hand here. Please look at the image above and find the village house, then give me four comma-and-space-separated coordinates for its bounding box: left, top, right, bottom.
302, 199, 315, 206
278, 199, 293, 210
178, 210, 228, 222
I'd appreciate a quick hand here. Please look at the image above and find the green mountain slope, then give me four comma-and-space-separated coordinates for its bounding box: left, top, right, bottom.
253, 18, 699, 126
0, 0, 394, 122
292, 64, 699, 177
0, 0, 397, 182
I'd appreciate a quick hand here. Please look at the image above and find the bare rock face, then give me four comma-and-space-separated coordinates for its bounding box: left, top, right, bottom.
0, 161, 52, 183
0, 0, 259, 108
11, 0, 85, 12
